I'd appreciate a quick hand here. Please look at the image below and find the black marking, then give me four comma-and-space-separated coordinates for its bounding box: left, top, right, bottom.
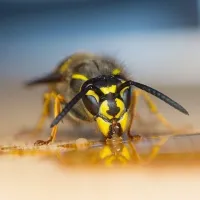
114, 74, 128, 82
106, 98, 120, 117
82, 75, 123, 89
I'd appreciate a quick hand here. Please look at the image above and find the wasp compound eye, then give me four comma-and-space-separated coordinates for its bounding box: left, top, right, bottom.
82, 93, 100, 116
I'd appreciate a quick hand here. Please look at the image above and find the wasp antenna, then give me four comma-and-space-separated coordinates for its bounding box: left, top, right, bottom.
25, 73, 63, 87
50, 84, 94, 128
118, 81, 189, 115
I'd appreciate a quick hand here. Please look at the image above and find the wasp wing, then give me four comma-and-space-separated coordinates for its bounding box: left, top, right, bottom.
24, 72, 64, 87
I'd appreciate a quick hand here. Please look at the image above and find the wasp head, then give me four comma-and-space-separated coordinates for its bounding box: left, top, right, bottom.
82, 75, 132, 138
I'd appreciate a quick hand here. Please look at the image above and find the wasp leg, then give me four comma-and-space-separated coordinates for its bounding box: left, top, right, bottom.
34, 94, 65, 146
15, 90, 55, 139
127, 89, 142, 142
138, 89, 176, 130
126, 88, 174, 141
32, 91, 54, 134
127, 88, 179, 140
127, 88, 179, 164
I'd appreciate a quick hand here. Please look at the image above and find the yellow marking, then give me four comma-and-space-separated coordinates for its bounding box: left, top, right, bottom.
121, 146, 131, 160
104, 156, 116, 167
72, 73, 89, 81
59, 52, 96, 74
115, 98, 125, 118
100, 85, 117, 94
120, 86, 129, 98
104, 155, 128, 166
99, 100, 113, 120
28, 91, 58, 135
96, 117, 111, 137
112, 68, 121, 75
59, 58, 73, 73
99, 146, 112, 159
118, 112, 128, 133
50, 94, 65, 143
117, 156, 129, 164
35, 92, 52, 132
86, 90, 100, 103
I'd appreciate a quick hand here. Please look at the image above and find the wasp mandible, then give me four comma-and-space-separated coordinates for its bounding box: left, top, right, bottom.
24, 52, 189, 145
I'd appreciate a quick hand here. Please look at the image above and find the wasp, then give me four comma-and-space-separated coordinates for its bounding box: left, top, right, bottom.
24, 52, 189, 146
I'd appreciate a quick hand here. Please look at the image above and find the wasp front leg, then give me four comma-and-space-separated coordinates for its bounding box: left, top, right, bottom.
32, 91, 54, 134
139, 89, 175, 130
126, 88, 175, 141
126, 89, 142, 142
127, 88, 177, 139
126, 88, 182, 162
34, 94, 66, 146
139, 89, 191, 133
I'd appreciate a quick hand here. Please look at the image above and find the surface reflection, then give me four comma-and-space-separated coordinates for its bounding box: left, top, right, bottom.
1, 130, 200, 168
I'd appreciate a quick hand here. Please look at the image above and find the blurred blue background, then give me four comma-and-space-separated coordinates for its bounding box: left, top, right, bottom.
1, 0, 200, 85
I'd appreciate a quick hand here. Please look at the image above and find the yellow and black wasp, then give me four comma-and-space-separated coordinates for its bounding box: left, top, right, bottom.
24, 52, 189, 146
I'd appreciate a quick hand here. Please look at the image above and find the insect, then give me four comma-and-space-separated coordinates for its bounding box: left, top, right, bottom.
24, 52, 189, 146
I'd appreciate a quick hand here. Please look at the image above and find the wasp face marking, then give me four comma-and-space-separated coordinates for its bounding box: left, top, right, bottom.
106, 98, 120, 116
99, 97, 126, 119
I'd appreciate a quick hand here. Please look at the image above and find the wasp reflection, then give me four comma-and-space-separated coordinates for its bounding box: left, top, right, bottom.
53, 134, 169, 167
2, 131, 200, 167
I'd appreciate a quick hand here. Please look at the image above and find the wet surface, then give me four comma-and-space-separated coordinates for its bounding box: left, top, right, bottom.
1, 130, 200, 169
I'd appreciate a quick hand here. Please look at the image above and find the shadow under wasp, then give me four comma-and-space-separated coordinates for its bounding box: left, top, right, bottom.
20, 52, 189, 146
